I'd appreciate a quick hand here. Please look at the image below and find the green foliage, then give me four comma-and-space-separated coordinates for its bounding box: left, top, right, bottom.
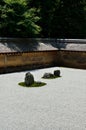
0, 0, 86, 38
38, 0, 86, 38
53, 0, 86, 38
0, 0, 41, 37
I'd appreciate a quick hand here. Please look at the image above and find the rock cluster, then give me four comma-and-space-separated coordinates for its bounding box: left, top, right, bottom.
24, 69, 61, 86
42, 70, 60, 79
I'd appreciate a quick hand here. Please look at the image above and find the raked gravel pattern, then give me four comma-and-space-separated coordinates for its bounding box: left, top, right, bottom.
0, 67, 86, 130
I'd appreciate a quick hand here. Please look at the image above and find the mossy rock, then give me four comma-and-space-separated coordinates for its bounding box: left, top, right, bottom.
42, 73, 54, 79
42, 72, 61, 79
25, 72, 34, 86
54, 70, 60, 77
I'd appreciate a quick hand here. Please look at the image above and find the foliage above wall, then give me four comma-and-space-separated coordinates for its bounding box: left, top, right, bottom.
0, 0, 41, 37
0, 0, 86, 38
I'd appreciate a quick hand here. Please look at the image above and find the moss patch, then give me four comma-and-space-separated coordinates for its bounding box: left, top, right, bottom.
18, 81, 46, 87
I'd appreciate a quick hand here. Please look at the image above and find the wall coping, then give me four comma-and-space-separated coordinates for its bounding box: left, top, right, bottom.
0, 38, 86, 52
0, 38, 86, 43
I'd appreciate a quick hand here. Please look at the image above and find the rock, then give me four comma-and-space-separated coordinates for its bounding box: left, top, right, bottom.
54, 70, 60, 77
25, 72, 34, 86
36, 81, 42, 84
42, 73, 54, 78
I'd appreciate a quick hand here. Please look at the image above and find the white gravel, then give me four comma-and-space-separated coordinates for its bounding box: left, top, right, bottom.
0, 67, 86, 130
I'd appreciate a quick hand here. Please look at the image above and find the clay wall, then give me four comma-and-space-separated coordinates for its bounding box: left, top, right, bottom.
58, 51, 86, 69
0, 49, 86, 73
0, 51, 59, 73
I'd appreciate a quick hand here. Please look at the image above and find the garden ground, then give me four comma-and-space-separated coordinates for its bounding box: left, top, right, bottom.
0, 67, 86, 130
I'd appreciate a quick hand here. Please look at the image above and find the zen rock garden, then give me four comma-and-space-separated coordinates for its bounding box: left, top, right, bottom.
19, 69, 61, 87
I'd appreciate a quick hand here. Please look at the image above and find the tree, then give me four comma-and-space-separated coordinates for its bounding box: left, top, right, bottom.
50, 0, 86, 38
0, 0, 41, 37
30, 0, 86, 38
0, 0, 86, 38
52, 0, 86, 38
